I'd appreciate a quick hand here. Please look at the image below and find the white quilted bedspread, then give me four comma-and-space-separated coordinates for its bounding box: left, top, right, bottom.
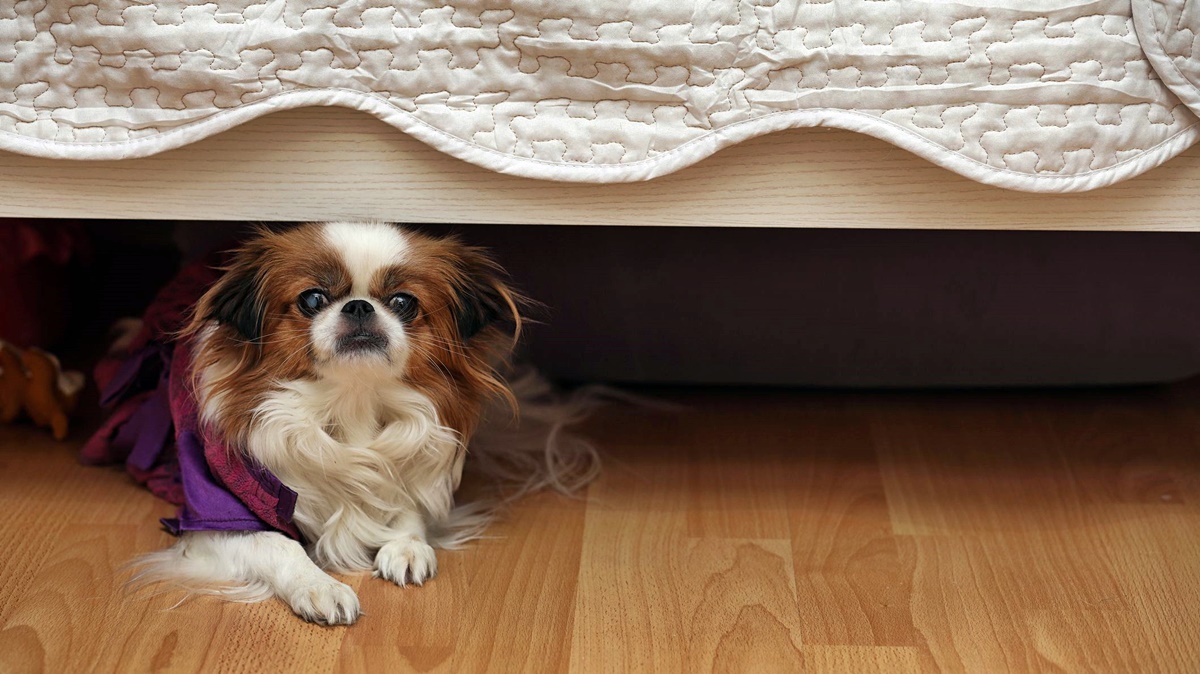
3, 0, 1200, 191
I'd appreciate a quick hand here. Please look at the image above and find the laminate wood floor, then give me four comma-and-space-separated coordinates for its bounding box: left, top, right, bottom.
2, 384, 1199, 673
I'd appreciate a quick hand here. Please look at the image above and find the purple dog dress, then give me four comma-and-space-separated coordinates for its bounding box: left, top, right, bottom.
81, 255, 301, 540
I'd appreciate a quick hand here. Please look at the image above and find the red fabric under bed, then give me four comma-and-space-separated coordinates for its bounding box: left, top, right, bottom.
0, 221, 88, 348
81, 250, 301, 540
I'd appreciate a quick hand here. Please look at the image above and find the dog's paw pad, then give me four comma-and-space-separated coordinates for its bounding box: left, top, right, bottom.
287, 577, 361, 626
374, 538, 438, 586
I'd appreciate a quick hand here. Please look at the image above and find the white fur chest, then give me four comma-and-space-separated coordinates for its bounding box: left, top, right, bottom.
241, 374, 460, 571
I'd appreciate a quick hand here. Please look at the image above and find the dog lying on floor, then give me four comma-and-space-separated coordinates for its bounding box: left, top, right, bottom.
92, 222, 596, 625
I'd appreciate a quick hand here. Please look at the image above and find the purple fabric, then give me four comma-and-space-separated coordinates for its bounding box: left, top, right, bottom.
124, 384, 172, 472
167, 339, 301, 539
89, 345, 185, 504
161, 430, 282, 534
79, 392, 149, 466
82, 254, 301, 541
99, 342, 166, 407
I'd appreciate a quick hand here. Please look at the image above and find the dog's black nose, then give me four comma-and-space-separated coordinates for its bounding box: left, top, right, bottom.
341, 300, 375, 319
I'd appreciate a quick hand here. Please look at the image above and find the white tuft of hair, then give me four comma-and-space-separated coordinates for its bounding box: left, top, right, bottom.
125, 535, 274, 605
428, 365, 611, 548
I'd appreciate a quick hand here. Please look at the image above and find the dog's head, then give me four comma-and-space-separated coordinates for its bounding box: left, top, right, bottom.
188, 222, 521, 440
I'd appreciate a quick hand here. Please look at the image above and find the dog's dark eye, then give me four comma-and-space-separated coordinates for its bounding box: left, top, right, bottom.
386, 293, 418, 322
298, 289, 330, 317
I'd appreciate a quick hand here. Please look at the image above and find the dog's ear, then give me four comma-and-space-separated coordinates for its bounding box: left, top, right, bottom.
450, 246, 520, 343
201, 253, 266, 345
207, 269, 265, 344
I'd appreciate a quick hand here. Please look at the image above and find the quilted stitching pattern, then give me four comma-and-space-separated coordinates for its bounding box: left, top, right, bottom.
1135, 0, 1200, 115
1, 0, 1197, 190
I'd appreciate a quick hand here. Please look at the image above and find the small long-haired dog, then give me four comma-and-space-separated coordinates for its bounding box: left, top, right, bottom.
137, 221, 583, 625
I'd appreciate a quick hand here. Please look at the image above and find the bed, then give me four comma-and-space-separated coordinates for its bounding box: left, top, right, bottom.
0, 0, 1199, 230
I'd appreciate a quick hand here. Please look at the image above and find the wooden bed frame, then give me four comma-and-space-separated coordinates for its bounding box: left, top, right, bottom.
2, 106, 1198, 230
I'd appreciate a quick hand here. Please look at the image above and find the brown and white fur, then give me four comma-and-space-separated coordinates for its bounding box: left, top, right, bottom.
136, 222, 566, 625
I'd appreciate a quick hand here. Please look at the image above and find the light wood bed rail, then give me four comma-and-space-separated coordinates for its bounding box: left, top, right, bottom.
2, 107, 1198, 230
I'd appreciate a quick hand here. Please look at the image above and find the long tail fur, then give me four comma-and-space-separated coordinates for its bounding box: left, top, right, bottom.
125, 538, 273, 604
429, 365, 610, 548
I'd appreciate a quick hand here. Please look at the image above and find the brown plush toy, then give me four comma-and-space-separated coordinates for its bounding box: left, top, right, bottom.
0, 340, 85, 441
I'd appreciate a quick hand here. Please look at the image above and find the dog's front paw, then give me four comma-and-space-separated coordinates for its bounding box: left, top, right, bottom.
286, 576, 361, 626
374, 538, 438, 586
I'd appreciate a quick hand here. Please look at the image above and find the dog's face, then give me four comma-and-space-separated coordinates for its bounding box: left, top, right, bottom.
274, 222, 428, 371
189, 222, 519, 440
